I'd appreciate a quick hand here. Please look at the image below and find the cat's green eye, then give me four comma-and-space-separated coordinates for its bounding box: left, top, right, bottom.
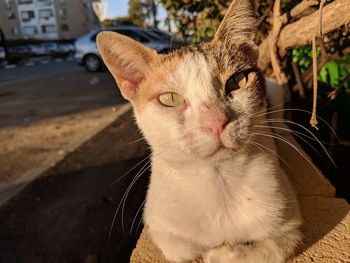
225, 72, 247, 95
159, 92, 184, 107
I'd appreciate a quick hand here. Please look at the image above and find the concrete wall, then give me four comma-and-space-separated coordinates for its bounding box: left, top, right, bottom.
0, 0, 100, 41
0, 0, 22, 40
54, 0, 100, 40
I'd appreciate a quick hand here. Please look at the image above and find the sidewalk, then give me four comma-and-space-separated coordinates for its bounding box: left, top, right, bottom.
0, 104, 131, 205
0, 55, 74, 70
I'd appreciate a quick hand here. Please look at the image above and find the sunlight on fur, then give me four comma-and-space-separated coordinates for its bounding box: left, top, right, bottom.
96, 0, 303, 262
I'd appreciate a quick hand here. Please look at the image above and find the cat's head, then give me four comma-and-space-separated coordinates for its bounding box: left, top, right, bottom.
97, 0, 266, 162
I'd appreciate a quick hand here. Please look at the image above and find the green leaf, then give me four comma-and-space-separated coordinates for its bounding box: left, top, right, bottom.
319, 61, 340, 88
292, 49, 299, 56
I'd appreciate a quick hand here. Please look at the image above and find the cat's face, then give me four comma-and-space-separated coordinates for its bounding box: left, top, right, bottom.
97, 0, 264, 161
133, 42, 265, 161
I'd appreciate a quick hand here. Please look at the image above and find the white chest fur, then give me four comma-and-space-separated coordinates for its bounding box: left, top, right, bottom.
144, 149, 286, 249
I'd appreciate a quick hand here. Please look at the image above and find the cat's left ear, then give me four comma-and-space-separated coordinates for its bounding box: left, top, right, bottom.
97, 31, 157, 101
213, 0, 258, 61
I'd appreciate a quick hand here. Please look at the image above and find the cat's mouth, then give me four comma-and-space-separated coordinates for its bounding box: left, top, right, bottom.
181, 126, 248, 161
205, 143, 234, 160
204, 133, 248, 160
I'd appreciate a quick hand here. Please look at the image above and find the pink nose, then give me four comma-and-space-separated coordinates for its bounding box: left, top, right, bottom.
199, 103, 230, 138
200, 117, 229, 138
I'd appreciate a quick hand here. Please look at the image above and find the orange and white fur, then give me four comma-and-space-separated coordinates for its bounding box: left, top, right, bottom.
97, 0, 301, 262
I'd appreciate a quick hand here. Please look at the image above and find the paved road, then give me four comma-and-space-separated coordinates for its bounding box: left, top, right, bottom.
0, 60, 122, 127
0, 59, 77, 84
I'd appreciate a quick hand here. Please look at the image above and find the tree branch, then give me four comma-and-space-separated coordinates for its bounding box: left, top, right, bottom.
289, 0, 319, 19
269, 0, 288, 84
291, 62, 305, 98
258, 0, 350, 71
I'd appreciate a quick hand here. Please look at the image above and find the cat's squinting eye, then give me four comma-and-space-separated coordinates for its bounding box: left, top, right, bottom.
159, 92, 184, 107
225, 72, 247, 95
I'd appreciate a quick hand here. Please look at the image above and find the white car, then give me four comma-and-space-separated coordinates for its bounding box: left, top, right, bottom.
75, 26, 185, 72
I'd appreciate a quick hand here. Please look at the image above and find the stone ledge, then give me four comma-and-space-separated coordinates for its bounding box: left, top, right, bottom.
273, 124, 336, 198
130, 195, 350, 263
288, 197, 350, 263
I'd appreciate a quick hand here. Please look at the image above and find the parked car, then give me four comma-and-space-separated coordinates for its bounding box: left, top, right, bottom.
28, 44, 47, 56
75, 26, 185, 72
42, 43, 60, 54
147, 29, 187, 52
0, 47, 5, 60
59, 43, 75, 53
8, 46, 31, 56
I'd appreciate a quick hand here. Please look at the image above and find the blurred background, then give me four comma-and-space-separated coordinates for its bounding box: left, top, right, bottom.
0, 0, 349, 262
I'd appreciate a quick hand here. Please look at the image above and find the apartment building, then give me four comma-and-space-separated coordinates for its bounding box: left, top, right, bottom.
0, 0, 22, 39
0, 0, 101, 40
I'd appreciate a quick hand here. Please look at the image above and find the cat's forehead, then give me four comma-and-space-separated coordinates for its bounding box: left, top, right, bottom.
160, 42, 252, 76
164, 43, 221, 69
172, 51, 216, 102
139, 48, 218, 107
139, 42, 258, 106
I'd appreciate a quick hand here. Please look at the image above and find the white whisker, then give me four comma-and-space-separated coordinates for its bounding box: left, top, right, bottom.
110, 155, 150, 187
121, 162, 151, 233
109, 159, 151, 237
245, 139, 264, 154
136, 213, 144, 233
255, 108, 340, 143
246, 138, 290, 167
247, 103, 284, 118
251, 132, 325, 180
255, 124, 333, 145
255, 125, 321, 157
127, 137, 146, 145
262, 119, 336, 167
129, 199, 146, 234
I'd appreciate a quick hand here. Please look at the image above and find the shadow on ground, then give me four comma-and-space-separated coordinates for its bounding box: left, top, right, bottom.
0, 111, 150, 263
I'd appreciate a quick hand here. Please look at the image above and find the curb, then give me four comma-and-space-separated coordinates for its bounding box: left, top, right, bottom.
0, 103, 132, 206
1, 57, 74, 70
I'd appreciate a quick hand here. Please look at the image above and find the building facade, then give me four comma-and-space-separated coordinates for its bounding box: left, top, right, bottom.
0, 0, 100, 40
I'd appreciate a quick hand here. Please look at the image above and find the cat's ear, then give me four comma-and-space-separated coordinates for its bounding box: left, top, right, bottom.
214, 0, 258, 59
97, 31, 157, 101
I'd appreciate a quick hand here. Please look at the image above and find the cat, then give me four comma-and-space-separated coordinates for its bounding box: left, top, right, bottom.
96, 0, 302, 262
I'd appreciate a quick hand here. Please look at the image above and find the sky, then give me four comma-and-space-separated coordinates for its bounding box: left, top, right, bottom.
102, 0, 167, 24
103, 0, 129, 19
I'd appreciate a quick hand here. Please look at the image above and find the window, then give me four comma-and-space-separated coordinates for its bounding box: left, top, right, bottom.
90, 33, 98, 42
21, 10, 35, 21
23, 26, 37, 35
115, 30, 150, 43
41, 25, 56, 34
11, 27, 18, 35
61, 24, 69, 32
38, 0, 52, 5
5, 0, 12, 9
18, 0, 33, 4
59, 9, 67, 19
39, 9, 53, 19
8, 12, 15, 19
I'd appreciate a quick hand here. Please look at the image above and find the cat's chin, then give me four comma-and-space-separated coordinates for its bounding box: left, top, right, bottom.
203, 144, 235, 161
